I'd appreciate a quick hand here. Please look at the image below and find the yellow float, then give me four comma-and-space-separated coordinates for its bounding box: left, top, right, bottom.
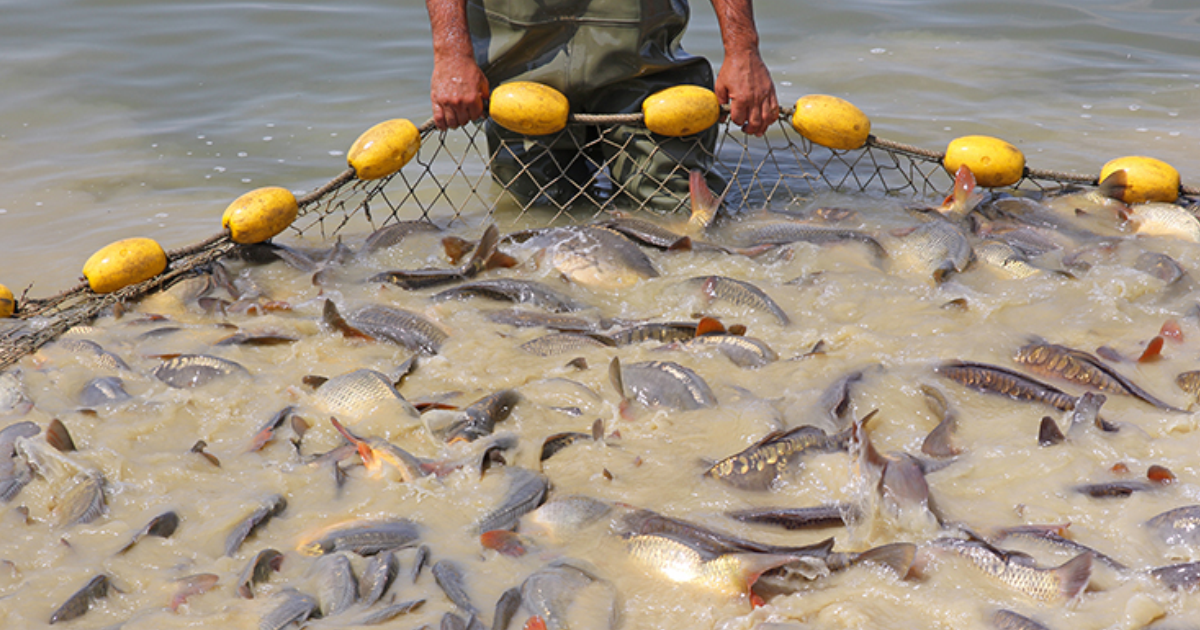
83, 237, 168, 294
348, 119, 421, 181
642, 85, 721, 137
1100, 156, 1179, 204
222, 186, 299, 244
0, 284, 14, 318
943, 135, 1025, 188
791, 95, 871, 150
489, 81, 570, 136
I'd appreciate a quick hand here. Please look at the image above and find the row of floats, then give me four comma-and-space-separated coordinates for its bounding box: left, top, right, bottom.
0, 81, 1187, 317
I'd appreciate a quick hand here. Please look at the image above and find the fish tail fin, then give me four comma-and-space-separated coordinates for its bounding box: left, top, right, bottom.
853, 542, 916, 578
687, 170, 721, 236
441, 236, 473, 266
322, 299, 373, 341
668, 236, 693, 251
1054, 552, 1093, 602
921, 415, 961, 458
1097, 169, 1128, 202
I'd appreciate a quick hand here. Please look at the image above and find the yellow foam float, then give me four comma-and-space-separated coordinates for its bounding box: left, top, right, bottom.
0, 284, 14, 318
943, 135, 1025, 188
642, 85, 721, 137
489, 81, 569, 136
791, 95, 871, 150
222, 186, 299, 244
83, 237, 168, 294
348, 119, 421, 181
1100, 156, 1179, 204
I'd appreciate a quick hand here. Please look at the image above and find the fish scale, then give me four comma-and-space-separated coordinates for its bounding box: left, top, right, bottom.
312, 369, 419, 421
1014, 342, 1181, 411
349, 304, 448, 354
931, 538, 1091, 604
620, 360, 717, 410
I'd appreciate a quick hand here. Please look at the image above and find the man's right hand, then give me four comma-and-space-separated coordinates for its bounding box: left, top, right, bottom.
431, 54, 489, 131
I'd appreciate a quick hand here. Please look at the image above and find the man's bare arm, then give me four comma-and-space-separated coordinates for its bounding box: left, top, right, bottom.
427, 0, 489, 130
709, 0, 778, 136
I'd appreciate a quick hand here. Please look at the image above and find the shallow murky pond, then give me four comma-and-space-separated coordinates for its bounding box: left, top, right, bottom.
4, 187, 1200, 629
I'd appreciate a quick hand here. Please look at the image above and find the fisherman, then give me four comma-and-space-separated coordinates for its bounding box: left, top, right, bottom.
425, 0, 778, 212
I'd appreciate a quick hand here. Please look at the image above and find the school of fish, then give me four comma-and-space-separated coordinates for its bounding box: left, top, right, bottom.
2, 167, 1200, 629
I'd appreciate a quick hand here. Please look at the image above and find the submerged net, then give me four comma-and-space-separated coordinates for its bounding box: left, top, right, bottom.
2, 104, 1197, 370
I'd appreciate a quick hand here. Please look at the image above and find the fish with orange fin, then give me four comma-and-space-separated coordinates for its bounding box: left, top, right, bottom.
937, 165, 985, 220
685, 168, 722, 237
330, 417, 426, 482
368, 224, 515, 289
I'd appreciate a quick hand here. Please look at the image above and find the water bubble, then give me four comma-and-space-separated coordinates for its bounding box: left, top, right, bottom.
263, 136, 273, 142
328, 150, 345, 157
213, 166, 226, 173
0, 209, 7, 214
1169, 131, 1180, 136
780, 81, 792, 87
241, 178, 252, 183
206, 141, 213, 146
266, 123, 275, 128
237, 152, 248, 157
1081, 104, 1093, 110
197, 135, 206, 140
870, 48, 886, 54
155, 213, 168, 219
1128, 104, 1141, 111
1136, 127, 1148, 132
1081, 114, 1092, 119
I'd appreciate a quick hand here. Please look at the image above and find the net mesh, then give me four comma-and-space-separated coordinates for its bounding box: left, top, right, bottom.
2, 106, 1197, 369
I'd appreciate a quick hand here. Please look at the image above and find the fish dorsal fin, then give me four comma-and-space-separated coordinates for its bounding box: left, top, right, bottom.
695, 317, 726, 337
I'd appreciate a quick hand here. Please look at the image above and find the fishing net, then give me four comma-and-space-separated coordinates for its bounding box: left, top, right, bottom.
2, 104, 1197, 370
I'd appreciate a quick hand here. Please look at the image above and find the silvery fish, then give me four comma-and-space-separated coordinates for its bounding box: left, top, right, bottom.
1145, 505, 1200, 546
892, 219, 973, 283
509, 226, 658, 289
1122, 202, 1200, 242
311, 368, 420, 423
685, 275, 790, 325
611, 358, 717, 411
520, 561, 618, 630
298, 518, 421, 556
153, 354, 249, 389
929, 538, 1091, 604
433, 278, 588, 313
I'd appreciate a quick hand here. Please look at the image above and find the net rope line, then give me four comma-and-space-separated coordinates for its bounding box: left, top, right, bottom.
2, 103, 1197, 370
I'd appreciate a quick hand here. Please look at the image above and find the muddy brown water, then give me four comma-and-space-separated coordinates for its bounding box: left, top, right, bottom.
4, 198, 1200, 629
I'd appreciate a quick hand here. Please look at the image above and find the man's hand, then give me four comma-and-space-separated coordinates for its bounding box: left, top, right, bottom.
431, 54, 489, 131
427, 0, 488, 130
715, 49, 778, 136
710, 0, 778, 136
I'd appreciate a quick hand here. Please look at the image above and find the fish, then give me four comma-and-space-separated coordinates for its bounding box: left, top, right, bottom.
706, 424, 853, 491
214, 330, 299, 347
974, 240, 1069, 279
485, 308, 596, 332
432, 278, 588, 312
1043, 169, 1128, 218
1134, 251, 1193, 289
237, 548, 284, 598
331, 418, 426, 481
753, 542, 917, 597
1150, 561, 1200, 591
730, 222, 887, 259
79, 376, 132, 407
0, 420, 39, 477
1122, 202, 1200, 242
520, 561, 618, 630
369, 224, 509, 289
990, 609, 1053, 630
608, 321, 698, 346
1038, 417, 1065, 447
1014, 341, 1181, 411
594, 214, 693, 250
935, 361, 1078, 412
1146, 505, 1200, 546
362, 219, 441, 253
892, 219, 973, 282
929, 538, 1091, 604
13, 436, 107, 525
311, 368, 420, 423
433, 559, 479, 616
508, 226, 658, 289
259, 589, 319, 630
686, 275, 790, 325
358, 549, 399, 607
674, 334, 778, 369
539, 431, 595, 465
298, 518, 421, 556
225, 494, 287, 556
978, 196, 1114, 243
153, 354, 249, 389
520, 333, 615, 357
49, 574, 110, 624
725, 504, 857, 530
338, 302, 449, 354
612, 358, 718, 411
169, 573, 219, 612
993, 524, 1127, 570
936, 165, 986, 220
1074, 480, 1157, 498
314, 551, 359, 616
441, 389, 522, 444
618, 508, 836, 557
116, 510, 180, 554
522, 495, 613, 541
54, 337, 131, 371
626, 533, 807, 598
477, 468, 549, 533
